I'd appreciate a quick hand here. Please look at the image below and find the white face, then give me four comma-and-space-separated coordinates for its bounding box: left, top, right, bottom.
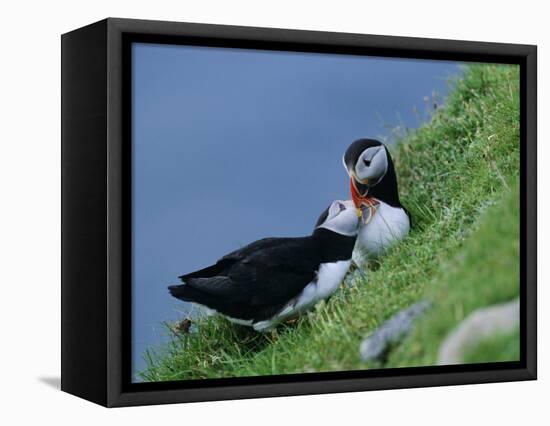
353, 146, 388, 185
317, 200, 360, 236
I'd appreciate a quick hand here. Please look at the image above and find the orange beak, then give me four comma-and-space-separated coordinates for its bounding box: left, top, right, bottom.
350, 177, 370, 207
350, 177, 379, 224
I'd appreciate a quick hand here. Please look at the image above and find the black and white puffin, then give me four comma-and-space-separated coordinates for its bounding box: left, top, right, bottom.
169, 200, 361, 331
343, 138, 410, 266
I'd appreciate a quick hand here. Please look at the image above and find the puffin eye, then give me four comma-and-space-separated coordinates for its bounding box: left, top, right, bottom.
363, 158, 371, 167
337, 202, 346, 212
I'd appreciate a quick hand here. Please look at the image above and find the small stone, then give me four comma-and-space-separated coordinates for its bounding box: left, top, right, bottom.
360, 300, 431, 362
343, 267, 367, 287
174, 318, 193, 334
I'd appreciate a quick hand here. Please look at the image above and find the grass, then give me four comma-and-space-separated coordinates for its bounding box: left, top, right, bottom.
140, 63, 521, 382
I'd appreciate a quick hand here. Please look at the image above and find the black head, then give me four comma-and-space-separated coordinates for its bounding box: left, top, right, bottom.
343, 138, 384, 172
343, 138, 403, 208
313, 200, 360, 237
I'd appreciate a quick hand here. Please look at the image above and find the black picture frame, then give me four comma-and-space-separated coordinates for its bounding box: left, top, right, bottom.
61, 17, 537, 407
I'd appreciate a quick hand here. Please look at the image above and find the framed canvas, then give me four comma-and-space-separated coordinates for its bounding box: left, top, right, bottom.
61, 18, 537, 407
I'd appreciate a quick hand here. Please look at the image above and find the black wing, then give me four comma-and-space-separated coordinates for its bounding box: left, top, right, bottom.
227, 241, 318, 307
178, 237, 287, 281
171, 237, 320, 321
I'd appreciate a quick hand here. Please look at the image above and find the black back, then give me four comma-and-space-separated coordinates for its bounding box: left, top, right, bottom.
169, 229, 356, 322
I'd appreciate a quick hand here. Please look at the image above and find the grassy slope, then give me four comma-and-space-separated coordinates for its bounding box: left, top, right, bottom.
141, 64, 520, 382
387, 178, 519, 366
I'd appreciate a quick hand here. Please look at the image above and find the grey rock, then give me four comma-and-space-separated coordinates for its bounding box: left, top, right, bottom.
343, 267, 368, 287
437, 298, 519, 365
360, 300, 431, 362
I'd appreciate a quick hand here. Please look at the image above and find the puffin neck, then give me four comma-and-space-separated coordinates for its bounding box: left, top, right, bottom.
312, 228, 357, 262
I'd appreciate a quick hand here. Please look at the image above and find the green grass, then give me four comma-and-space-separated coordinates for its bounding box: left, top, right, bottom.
140, 63, 521, 382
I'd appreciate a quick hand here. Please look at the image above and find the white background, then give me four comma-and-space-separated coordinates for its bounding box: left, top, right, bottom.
0, 0, 545, 424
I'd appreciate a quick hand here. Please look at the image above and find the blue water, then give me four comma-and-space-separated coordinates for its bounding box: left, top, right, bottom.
132, 42, 461, 380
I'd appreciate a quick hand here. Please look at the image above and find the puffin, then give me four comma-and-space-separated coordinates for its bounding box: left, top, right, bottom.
169, 200, 361, 331
343, 138, 410, 266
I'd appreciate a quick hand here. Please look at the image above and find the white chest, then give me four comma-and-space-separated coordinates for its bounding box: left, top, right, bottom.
353, 201, 410, 265
310, 260, 352, 300
253, 260, 351, 331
